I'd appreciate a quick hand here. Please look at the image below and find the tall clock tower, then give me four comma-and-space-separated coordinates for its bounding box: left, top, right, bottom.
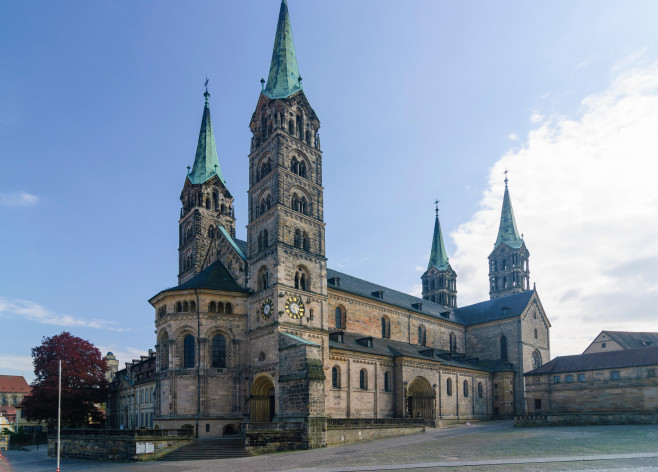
245, 0, 327, 445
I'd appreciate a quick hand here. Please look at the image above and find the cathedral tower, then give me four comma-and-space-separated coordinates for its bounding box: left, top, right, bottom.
245, 1, 326, 440
178, 89, 235, 284
421, 203, 457, 307
488, 176, 530, 299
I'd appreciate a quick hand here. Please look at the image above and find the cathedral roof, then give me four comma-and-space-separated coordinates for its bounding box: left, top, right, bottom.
164, 260, 246, 294
327, 268, 461, 324
263, 0, 302, 99
329, 332, 493, 372
454, 290, 535, 326
188, 91, 226, 185
494, 183, 524, 250
218, 226, 247, 261
525, 346, 658, 376
427, 210, 449, 271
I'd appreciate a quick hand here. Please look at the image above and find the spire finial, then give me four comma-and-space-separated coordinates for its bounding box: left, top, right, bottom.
434, 199, 439, 217
204, 77, 210, 104
504, 168, 509, 187
187, 165, 191, 175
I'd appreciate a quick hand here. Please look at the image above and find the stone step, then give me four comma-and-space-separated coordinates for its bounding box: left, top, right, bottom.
158, 437, 250, 461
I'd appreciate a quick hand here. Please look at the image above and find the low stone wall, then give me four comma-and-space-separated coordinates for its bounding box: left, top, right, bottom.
242, 422, 305, 454
327, 418, 425, 446
515, 413, 658, 427
48, 429, 193, 462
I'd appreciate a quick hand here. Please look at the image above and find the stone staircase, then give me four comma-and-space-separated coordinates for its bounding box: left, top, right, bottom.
159, 437, 249, 461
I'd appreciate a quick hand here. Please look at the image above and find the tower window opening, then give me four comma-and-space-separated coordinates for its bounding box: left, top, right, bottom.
302, 231, 310, 251
288, 119, 294, 134
211, 334, 226, 368
213, 191, 219, 211
298, 160, 307, 178
305, 130, 311, 146
183, 301, 189, 312
259, 267, 269, 291
209, 301, 217, 313
183, 334, 195, 368
291, 157, 299, 174
205, 197, 211, 209
294, 229, 301, 248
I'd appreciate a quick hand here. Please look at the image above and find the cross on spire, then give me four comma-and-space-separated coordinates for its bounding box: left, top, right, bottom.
504, 169, 509, 187
434, 199, 439, 217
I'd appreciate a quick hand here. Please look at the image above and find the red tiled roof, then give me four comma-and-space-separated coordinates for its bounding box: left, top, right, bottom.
0, 375, 30, 393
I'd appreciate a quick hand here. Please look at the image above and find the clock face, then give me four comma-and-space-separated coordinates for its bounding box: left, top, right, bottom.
285, 297, 305, 319
260, 299, 273, 320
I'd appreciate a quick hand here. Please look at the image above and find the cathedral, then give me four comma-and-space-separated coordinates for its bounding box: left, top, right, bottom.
147, 0, 550, 446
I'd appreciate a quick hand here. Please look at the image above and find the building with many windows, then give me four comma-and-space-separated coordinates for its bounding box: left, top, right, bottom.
106, 351, 156, 430
146, 0, 550, 446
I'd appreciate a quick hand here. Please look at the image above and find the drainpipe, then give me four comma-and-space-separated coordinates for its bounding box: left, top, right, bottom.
195, 288, 201, 438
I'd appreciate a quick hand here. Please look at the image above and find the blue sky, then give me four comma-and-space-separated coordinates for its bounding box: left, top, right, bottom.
2, 1, 658, 382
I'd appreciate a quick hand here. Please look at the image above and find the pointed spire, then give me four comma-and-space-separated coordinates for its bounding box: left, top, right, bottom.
188, 85, 226, 185
428, 201, 449, 270
263, 0, 302, 99
494, 177, 523, 249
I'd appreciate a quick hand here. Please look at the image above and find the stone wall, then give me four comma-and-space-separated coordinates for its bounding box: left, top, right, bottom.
326, 418, 425, 445
48, 430, 192, 462
515, 413, 658, 426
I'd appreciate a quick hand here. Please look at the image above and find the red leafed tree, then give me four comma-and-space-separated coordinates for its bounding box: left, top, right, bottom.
21, 332, 109, 427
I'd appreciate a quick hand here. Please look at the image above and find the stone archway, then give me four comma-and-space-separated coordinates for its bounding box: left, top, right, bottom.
251, 375, 275, 422
407, 376, 435, 420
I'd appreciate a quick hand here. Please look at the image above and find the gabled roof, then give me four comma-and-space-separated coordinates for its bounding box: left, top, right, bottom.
327, 268, 461, 324
218, 226, 247, 261
494, 184, 524, 250
329, 332, 492, 373
454, 290, 535, 326
603, 331, 658, 350
264, 0, 302, 100
0, 375, 30, 393
188, 92, 225, 185
526, 346, 658, 376
427, 211, 449, 271
163, 260, 247, 294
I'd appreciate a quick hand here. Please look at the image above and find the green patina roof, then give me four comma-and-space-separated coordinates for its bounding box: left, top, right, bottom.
495, 184, 524, 249
188, 92, 226, 185
428, 211, 449, 271
263, 0, 302, 99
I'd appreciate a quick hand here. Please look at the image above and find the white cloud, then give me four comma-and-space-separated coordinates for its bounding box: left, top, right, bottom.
452, 61, 658, 358
98, 345, 151, 369
0, 355, 33, 375
409, 284, 422, 298
0, 191, 39, 207
508, 133, 519, 141
0, 297, 128, 332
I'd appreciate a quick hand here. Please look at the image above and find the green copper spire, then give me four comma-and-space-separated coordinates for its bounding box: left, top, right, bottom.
263, 0, 302, 99
428, 202, 449, 271
494, 177, 523, 249
188, 87, 225, 185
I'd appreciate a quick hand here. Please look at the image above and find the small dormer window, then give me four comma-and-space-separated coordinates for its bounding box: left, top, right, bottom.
412, 302, 423, 310
329, 332, 344, 343
328, 277, 341, 287
501, 307, 510, 315
356, 337, 373, 348
372, 290, 384, 299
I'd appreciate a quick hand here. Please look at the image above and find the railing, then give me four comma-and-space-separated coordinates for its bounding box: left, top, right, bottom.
48, 428, 193, 438
241, 422, 303, 432
327, 418, 425, 429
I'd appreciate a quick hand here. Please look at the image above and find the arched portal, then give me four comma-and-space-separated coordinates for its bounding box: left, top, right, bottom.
251, 375, 275, 422
407, 376, 435, 420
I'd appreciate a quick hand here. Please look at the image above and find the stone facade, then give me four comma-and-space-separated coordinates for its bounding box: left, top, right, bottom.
139, 0, 553, 449
106, 351, 156, 430
523, 346, 658, 424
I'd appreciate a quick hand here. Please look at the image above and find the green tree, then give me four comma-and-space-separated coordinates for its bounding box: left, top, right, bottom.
21, 332, 108, 427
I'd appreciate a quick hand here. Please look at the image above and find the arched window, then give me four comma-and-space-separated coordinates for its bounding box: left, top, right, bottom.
384, 371, 391, 392
294, 267, 308, 291
430, 280, 435, 290
418, 325, 426, 346
449, 332, 457, 352
332, 366, 340, 388
183, 335, 195, 368
211, 335, 226, 368
205, 198, 211, 209
305, 130, 311, 146
335, 306, 346, 330
213, 192, 219, 211
300, 196, 307, 215
446, 378, 452, 396
290, 157, 299, 174
299, 160, 307, 178
294, 229, 301, 248
209, 301, 216, 313
532, 350, 542, 370
291, 193, 299, 212
477, 382, 483, 398
500, 335, 508, 361
217, 302, 225, 314
381, 316, 390, 339
258, 157, 271, 181
534, 328, 538, 339
183, 301, 189, 312
190, 301, 196, 312
263, 229, 268, 249
302, 231, 310, 251
259, 267, 269, 291
176, 302, 182, 313
463, 380, 469, 397
288, 119, 294, 134
359, 369, 368, 390
502, 276, 507, 289
225, 302, 232, 314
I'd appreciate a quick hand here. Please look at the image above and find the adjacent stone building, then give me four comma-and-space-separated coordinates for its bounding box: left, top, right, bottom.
523, 346, 658, 424
146, 0, 551, 445
106, 351, 156, 430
